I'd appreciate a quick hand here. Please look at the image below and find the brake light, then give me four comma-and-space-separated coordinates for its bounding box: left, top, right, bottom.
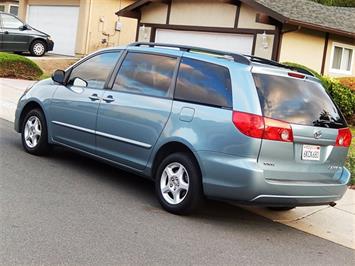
288, 72, 305, 79
335, 128, 352, 147
232, 111, 293, 142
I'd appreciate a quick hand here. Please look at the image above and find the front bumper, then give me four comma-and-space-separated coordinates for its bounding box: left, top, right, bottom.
196, 151, 350, 207
46, 39, 54, 52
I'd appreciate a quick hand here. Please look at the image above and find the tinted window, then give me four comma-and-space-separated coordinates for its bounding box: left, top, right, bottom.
175, 58, 232, 108
253, 73, 347, 128
113, 53, 176, 97
1, 14, 23, 28
69, 52, 121, 89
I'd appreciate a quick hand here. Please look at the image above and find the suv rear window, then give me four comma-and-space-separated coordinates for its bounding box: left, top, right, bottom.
253, 73, 347, 129
175, 58, 232, 108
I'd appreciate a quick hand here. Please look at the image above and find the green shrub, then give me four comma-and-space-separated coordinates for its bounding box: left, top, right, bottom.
0, 52, 43, 80
283, 62, 355, 124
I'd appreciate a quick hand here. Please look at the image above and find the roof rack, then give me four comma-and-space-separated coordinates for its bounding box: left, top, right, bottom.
129, 42, 251, 65
244, 55, 315, 77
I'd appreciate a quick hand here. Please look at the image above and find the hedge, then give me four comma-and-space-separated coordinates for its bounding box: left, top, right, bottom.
0, 52, 43, 80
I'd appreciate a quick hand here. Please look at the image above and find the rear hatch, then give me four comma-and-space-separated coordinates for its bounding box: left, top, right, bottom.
253, 70, 351, 183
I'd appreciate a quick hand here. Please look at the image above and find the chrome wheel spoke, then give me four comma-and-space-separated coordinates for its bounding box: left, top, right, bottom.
160, 162, 189, 205
23, 116, 42, 148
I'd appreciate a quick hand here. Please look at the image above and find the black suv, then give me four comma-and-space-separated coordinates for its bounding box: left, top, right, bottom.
0, 12, 54, 56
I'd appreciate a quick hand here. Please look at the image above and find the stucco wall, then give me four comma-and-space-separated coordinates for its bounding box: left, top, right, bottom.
169, 0, 236, 28
279, 29, 325, 73
238, 3, 275, 30
324, 34, 355, 77
141, 2, 168, 24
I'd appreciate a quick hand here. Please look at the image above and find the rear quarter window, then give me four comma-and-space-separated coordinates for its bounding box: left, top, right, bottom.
253, 73, 347, 128
175, 57, 232, 108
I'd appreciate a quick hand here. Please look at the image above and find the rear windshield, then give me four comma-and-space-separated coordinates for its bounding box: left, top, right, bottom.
253, 73, 347, 129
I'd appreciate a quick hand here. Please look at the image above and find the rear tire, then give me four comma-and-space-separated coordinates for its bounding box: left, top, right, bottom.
268, 206, 296, 211
30, 40, 46, 57
155, 152, 204, 215
21, 109, 51, 155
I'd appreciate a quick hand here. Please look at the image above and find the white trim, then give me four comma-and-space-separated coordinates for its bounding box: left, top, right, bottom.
329, 42, 354, 75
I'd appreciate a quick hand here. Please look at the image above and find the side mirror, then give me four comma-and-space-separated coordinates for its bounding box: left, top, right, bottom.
52, 69, 65, 84
72, 77, 88, 87
19, 24, 28, 31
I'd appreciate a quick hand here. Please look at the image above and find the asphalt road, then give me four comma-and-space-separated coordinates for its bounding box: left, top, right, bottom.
0, 118, 353, 265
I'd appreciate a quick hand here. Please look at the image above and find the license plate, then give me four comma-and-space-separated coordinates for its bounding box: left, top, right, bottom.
302, 145, 321, 161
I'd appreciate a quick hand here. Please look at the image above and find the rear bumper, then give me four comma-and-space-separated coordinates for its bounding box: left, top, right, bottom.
196, 151, 350, 206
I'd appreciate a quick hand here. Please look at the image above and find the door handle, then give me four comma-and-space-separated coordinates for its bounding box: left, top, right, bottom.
102, 95, 115, 103
89, 94, 100, 101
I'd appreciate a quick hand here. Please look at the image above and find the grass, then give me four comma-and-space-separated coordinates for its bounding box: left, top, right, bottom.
0, 52, 43, 80
346, 126, 355, 186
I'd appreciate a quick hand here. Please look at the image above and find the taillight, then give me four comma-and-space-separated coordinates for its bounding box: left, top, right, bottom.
232, 111, 293, 142
335, 128, 352, 147
288, 72, 305, 79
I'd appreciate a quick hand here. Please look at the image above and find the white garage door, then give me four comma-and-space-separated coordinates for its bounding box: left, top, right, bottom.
27, 6, 79, 56
155, 29, 254, 55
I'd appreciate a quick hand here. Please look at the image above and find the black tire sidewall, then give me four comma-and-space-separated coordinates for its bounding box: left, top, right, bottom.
21, 109, 49, 155
155, 152, 203, 215
30, 40, 46, 57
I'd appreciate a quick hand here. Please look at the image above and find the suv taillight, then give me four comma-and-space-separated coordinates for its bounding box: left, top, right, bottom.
232, 111, 293, 142
335, 128, 352, 147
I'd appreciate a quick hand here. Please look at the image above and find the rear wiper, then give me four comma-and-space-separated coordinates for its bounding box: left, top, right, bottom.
313, 119, 343, 128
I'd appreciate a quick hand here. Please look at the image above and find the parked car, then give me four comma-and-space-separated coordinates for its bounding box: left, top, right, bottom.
14, 43, 352, 215
0, 11, 53, 56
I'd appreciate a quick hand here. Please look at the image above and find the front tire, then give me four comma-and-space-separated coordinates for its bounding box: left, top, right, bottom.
21, 109, 50, 155
155, 152, 204, 215
30, 40, 46, 57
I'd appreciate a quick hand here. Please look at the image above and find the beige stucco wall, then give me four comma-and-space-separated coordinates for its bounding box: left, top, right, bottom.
169, 0, 236, 28
141, 2, 168, 24
84, 0, 136, 54
238, 3, 275, 30
279, 29, 325, 73
324, 34, 355, 77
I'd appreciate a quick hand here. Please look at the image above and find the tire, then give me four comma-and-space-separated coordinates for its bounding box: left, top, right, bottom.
268, 206, 296, 211
21, 109, 50, 155
155, 152, 204, 215
30, 40, 46, 57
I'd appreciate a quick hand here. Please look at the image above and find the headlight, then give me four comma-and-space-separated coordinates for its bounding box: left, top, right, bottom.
47, 36, 52, 41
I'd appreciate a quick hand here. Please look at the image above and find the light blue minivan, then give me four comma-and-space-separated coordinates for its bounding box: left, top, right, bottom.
15, 43, 352, 214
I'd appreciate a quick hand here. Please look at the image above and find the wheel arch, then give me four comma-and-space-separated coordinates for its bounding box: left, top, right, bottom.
150, 141, 203, 181
19, 101, 47, 133
29, 38, 48, 52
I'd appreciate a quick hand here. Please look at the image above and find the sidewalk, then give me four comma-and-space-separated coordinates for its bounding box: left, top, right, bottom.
1, 77, 354, 250
0, 78, 35, 122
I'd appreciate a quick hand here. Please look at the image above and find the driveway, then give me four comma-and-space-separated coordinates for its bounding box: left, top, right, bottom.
0, 118, 353, 265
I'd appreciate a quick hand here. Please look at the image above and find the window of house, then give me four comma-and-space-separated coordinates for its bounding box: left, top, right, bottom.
0, 5, 5, 12
9, 5, 19, 15
113, 52, 177, 98
69, 51, 121, 89
330, 43, 354, 74
175, 57, 232, 108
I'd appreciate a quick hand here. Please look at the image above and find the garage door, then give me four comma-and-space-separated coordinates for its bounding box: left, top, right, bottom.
155, 29, 254, 55
27, 6, 79, 56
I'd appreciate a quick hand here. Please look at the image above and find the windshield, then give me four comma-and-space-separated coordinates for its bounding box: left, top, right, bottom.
253, 73, 347, 129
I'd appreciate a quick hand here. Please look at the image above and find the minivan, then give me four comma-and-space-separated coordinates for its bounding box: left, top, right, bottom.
0, 11, 53, 56
15, 43, 352, 214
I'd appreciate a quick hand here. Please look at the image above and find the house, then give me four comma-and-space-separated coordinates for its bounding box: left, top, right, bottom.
0, 0, 19, 15
18, 0, 137, 56
116, 0, 355, 77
